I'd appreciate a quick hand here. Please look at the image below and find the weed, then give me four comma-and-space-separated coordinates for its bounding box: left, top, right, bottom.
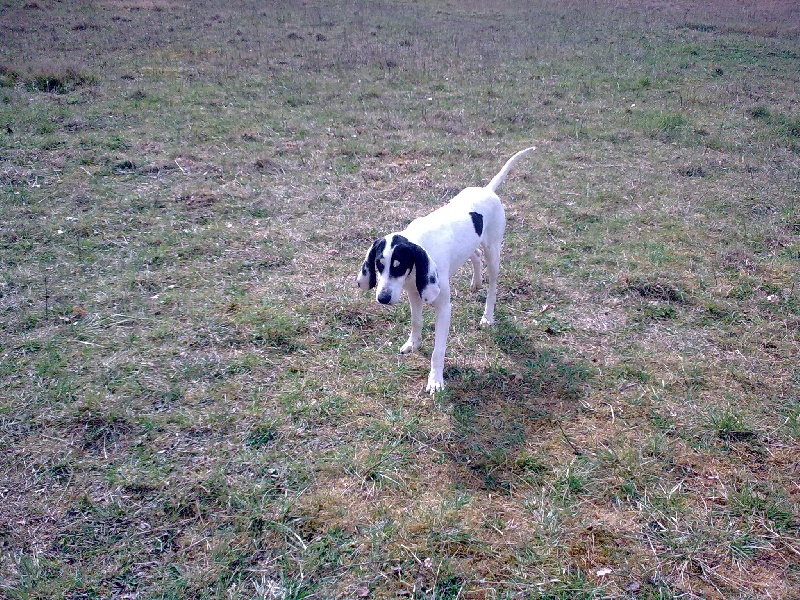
634, 111, 689, 141
749, 105, 772, 120
636, 303, 678, 322
707, 405, 756, 442
246, 422, 279, 449
727, 482, 798, 532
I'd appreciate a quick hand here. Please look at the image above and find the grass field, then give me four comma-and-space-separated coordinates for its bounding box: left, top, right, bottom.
1, 1, 799, 598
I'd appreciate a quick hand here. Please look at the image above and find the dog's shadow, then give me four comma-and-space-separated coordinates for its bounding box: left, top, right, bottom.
436, 313, 589, 493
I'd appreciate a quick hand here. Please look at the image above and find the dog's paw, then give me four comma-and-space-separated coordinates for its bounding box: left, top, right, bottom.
399, 340, 418, 354
426, 372, 444, 394
470, 280, 482, 293
480, 315, 494, 327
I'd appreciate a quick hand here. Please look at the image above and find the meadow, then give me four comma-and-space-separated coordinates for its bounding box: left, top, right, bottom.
1, 0, 799, 598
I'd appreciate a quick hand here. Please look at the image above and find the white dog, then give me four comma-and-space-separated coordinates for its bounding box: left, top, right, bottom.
356, 147, 535, 393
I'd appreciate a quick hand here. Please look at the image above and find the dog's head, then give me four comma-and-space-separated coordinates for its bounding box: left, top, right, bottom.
356, 234, 440, 305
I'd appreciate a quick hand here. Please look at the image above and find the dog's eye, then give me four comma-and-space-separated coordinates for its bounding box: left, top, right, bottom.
376, 259, 385, 271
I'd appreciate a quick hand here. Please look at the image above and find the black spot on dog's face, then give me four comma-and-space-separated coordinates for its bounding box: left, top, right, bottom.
388, 245, 415, 278
379, 234, 415, 279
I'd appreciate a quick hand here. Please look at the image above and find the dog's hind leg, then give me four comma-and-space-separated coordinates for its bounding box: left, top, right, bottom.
470, 248, 483, 292
480, 244, 501, 326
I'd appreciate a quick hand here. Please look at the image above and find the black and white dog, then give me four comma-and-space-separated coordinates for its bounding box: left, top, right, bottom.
356, 147, 535, 393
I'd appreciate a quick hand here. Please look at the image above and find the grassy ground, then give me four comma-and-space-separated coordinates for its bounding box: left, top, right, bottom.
1, 1, 799, 598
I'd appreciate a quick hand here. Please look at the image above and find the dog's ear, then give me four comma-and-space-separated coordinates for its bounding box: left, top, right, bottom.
411, 245, 440, 303
356, 239, 382, 290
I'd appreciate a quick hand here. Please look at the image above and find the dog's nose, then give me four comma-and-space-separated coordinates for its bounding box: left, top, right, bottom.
377, 292, 392, 305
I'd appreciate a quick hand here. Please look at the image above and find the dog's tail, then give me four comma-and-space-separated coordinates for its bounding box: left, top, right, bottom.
485, 146, 536, 193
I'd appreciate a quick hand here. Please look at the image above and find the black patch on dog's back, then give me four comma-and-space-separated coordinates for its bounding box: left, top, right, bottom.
469, 211, 484, 236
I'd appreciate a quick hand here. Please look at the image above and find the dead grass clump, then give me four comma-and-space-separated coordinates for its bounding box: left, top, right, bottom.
24, 62, 94, 94
785, 211, 800, 234
719, 247, 761, 275
108, 0, 176, 9
112, 159, 137, 173
617, 277, 692, 305
140, 162, 178, 175
253, 157, 284, 175
181, 190, 220, 209
0, 64, 21, 87
78, 414, 133, 451
63, 117, 89, 132
680, 22, 717, 33
70, 399, 134, 452
677, 165, 706, 177
325, 306, 378, 332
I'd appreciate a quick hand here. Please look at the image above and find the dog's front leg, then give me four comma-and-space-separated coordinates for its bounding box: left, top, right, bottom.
400, 293, 423, 354
426, 300, 451, 394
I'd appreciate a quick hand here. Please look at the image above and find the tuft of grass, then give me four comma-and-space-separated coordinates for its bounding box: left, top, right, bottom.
749, 105, 772, 121
22, 62, 94, 94
0, 64, 20, 87
246, 421, 279, 449
707, 405, 758, 443
617, 276, 692, 305
746, 104, 800, 149
634, 111, 689, 141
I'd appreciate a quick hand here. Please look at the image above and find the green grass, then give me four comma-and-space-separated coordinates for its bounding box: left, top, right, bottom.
1, 1, 799, 598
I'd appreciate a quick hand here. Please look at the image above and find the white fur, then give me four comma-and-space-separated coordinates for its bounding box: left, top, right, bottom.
356, 147, 535, 393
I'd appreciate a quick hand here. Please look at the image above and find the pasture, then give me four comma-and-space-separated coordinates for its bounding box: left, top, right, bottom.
1, 1, 799, 598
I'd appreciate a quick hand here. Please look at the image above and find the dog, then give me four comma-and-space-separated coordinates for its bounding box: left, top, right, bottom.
356, 147, 535, 393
